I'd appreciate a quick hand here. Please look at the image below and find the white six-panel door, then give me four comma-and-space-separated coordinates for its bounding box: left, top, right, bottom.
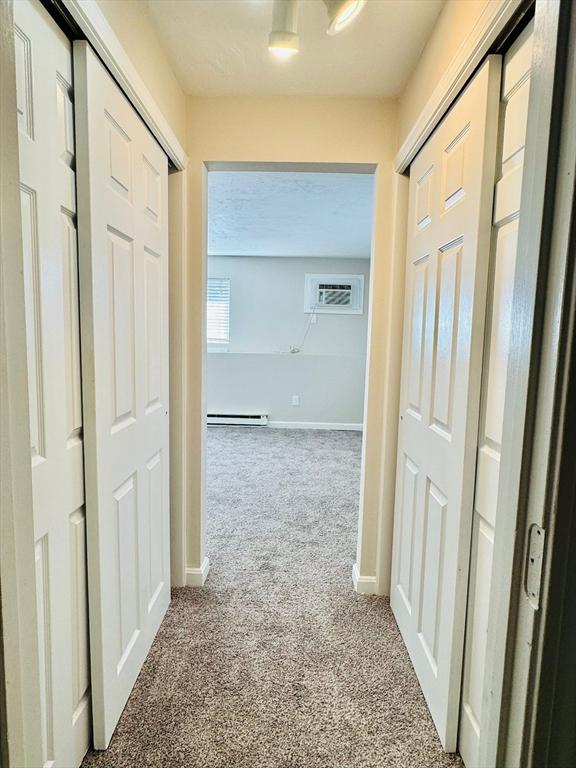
458, 21, 535, 767
14, 2, 91, 766
73, 41, 171, 749
390, 57, 501, 751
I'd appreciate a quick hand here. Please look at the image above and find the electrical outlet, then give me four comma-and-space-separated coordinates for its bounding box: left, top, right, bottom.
310, 314, 318, 324
291, 395, 300, 407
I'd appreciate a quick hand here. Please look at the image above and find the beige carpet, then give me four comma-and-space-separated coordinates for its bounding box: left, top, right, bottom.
83, 427, 463, 768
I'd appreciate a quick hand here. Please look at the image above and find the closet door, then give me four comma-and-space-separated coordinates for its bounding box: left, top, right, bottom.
14, 2, 90, 766
390, 57, 501, 751
74, 42, 171, 749
459, 21, 535, 767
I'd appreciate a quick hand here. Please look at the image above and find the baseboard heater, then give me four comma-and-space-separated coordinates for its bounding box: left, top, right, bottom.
207, 413, 268, 426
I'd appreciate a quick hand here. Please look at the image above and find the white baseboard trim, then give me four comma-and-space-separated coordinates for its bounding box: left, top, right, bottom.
352, 562, 378, 595
268, 421, 363, 431
185, 557, 210, 587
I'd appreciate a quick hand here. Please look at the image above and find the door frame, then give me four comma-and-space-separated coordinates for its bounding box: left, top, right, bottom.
481, 0, 576, 764
202, 159, 378, 592
529, 20, 576, 756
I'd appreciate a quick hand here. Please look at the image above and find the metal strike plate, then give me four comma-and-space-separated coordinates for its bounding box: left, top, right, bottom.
525, 524, 546, 610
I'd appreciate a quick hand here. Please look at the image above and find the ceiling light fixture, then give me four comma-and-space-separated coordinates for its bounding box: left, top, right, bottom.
323, 0, 367, 35
268, 0, 300, 59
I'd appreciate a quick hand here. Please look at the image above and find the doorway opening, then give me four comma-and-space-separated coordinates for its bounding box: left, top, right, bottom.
204, 164, 375, 583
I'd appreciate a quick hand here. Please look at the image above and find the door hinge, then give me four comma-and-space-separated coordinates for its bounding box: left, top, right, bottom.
525, 524, 546, 609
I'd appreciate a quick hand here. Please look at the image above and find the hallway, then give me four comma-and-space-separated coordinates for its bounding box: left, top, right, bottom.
83, 428, 463, 767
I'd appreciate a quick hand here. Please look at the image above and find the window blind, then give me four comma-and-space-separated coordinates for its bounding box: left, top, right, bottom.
207, 278, 230, 343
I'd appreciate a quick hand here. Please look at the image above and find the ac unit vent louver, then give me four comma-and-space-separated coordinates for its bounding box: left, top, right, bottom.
318, 283, 352, 307
304, 274, 364, 314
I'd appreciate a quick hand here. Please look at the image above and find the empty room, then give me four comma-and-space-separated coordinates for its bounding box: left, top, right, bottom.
1, 1, 575, 767
205, 170, 375, 563
205, 168, 374, 586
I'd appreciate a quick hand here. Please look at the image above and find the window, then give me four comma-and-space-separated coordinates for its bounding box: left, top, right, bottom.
207, 278, 230, 344
304, 274, 364, 314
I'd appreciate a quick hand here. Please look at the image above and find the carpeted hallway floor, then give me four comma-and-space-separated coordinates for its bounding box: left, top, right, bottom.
83, 427, 463, 768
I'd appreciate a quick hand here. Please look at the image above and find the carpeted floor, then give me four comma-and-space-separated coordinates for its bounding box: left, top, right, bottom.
83, 427, 463, 768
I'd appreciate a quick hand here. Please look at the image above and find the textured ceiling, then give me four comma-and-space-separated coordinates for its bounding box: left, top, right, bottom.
147, 0, 444, 97
208, 171, 375, 258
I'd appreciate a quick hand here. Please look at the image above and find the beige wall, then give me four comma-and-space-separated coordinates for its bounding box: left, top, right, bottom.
96, 0, 187, 147
185, 96, 405, 590
398, 0, 494, 150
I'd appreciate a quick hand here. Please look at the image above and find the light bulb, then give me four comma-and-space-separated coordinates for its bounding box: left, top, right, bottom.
269, 45, 299, 59
325, 0, 366, 35
268, 0, 300, 58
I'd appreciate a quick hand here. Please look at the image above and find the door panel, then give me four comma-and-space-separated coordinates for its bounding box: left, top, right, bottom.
74, 41, 171, 749
390, 56, 501, 751
459, 21, 535, 767
407, 258, 429, 417
14, 2, 90, 766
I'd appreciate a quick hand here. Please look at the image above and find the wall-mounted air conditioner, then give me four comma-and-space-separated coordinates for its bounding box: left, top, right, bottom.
304, 273, 364, 314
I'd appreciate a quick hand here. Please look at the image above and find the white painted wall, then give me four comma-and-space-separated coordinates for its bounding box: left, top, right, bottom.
207, 256, 369, 425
